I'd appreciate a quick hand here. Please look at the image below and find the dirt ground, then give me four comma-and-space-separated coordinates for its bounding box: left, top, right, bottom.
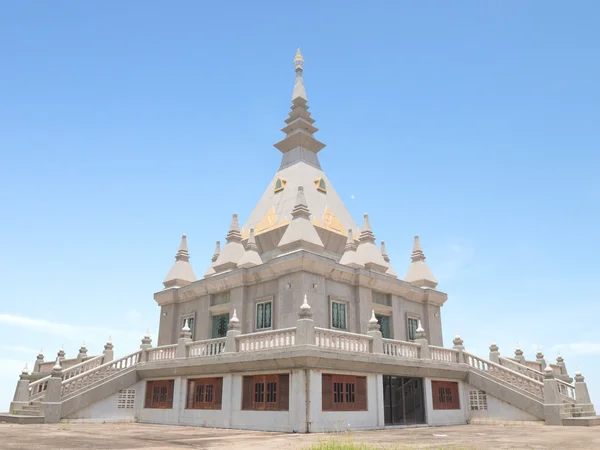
0, 423, 598, 449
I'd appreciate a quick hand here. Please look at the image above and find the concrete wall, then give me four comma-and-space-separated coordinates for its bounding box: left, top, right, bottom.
424, 377, 468, 426
309, 370, 384, 432
463, 382, 539, 422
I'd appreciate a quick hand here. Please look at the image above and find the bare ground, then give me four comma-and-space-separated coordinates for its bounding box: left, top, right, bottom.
0, 423, 598, 449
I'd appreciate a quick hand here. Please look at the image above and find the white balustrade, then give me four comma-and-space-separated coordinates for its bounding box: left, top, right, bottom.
187, 338, 226, 357
238, 328, 296, 352
315, 328, 371, 353
499, 356, 545, 383
146, 345, 177, 362
429, 345, 459, 363
61, 351, 141, 399
28, 377, 50, 400
557, 380, 577, 401
465, 352, 544, 399
382, 339, 420, 359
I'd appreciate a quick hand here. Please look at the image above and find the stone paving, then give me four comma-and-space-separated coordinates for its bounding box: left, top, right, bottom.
0, 423, 598, 449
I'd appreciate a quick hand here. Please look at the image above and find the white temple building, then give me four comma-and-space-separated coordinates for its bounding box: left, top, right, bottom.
5, 49, 598, 429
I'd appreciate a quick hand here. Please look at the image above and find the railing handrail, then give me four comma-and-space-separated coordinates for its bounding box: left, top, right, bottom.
186, 337, 227, 347
29, 354, 105, 392
29, 374, 51, 390
236, 327, 297, 339
429, 345, 459, 352
382, 338, 421, 347
314, 327, 374, 341
61, 350, 141, 387
147, 343, 178, 351
464, 351, 544, 387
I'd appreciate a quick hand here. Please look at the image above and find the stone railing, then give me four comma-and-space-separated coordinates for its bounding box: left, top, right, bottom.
146, 344, 177, 362
38, 358, 80, 374
28, 355, 105, 400
315, 328, 372, 353
429, 345, 459, 363
188, 338, 226, 357
557, 379, 576, 402
61, 351, 141, 399
238, 328, 296, 352
382, 339, 420, 359
464, 352, 544, 399
499, 356, 545, 383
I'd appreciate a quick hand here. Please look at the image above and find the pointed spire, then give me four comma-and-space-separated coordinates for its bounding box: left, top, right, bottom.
301, 294, 311, 311
368, 309, 380, 332
163, 234, 197, 289
278, 186, 324, 253
238, 228, 263, 268
380, 240, 398, 278
339, 228, 364, 268
298, 294, 313, 318
21, 363, 29, 375
204, 240, 221, 277
356, 214, 388, 273
213, 214, 246, 272
404, 235, 438, 289
52, 357, 61, 372
274, 49, 325, 166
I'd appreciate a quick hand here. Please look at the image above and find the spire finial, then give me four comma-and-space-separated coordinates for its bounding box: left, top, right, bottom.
301, 294, 311, 311
212, 240, 221, 262
182, 319, 190, 332
21, 363, 29, 374
294, 47, 304, 68
175, 234, 190, 261
291, 186, 311, 218
411, 235, 425, 261
369, 310, 378, 324
230, 309, 239, 324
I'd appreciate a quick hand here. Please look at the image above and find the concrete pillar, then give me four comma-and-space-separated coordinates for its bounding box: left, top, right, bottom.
76, 343, 88, 363
542, 365, 563, 425
536, 347, 546, 371
57, 346, 66, 362
556, 354, 568, 378
574, 369, 596, 414
489, 341, 500, 364
33, 351, 44, 373
296, 295, 316, 346
452, 333, 464, 363
223, 309, 241, 353
139, 331, 152, 363
103, 337, 114, 362
415, 320, 430, 359
367, 310, 383, 354
515, 343, 525, 364
9, 366, 30, 413
176, 319, 192, 358
40, 360, 63, 423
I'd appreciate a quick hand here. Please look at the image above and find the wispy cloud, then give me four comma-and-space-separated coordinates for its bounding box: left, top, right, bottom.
126, 309, 142, 320
434, 239, 475, 283
552, 342, 600, 356
0, 345, 38, 354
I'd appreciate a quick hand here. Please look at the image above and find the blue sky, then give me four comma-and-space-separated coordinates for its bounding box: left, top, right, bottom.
1, 2, 599, 411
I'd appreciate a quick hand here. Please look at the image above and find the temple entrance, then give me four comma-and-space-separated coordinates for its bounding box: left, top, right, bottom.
383, 376, 425, 426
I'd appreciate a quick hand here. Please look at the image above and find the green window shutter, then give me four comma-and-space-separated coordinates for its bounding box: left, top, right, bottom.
376, 314, 391, 339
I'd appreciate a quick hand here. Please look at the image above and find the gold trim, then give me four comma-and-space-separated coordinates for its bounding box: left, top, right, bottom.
314, 177, 327, 193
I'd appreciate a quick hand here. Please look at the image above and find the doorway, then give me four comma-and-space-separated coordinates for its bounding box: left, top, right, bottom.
383, 376, 425, 425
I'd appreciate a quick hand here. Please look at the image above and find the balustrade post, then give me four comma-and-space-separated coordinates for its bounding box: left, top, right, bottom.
176, 320, 193, 358
542, 363, 563, 425
574, 368, 596, 414
296, 295, 316, 346
9, 365, 31, 413
40, 359, 63, 424
76, 342, 88, 363
489, 341, 500, 364
57, 346, 66, 362
33, 350, 44, 373
415, 321, 430, 359
515, 343, 525, 363
556, 354, 570, 380
139, 330, 152, 362
452, 333, 464, 363
536, 346, 546, 371
367, 310, 383, 354
103, 337, 114, 362
223, 309, 241, 353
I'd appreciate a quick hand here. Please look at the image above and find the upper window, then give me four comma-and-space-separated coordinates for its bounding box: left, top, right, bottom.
314, 177, 327, 193
431, 381, 460, 410
256, 299, 273, 330
469, 390, 488, 411
144, 380, 174, 409
331, 300, 347, 330
211, 291, 230, 306
242, 374, 289, 411
274, 177, 287, 193
375, 314, 391, 339
407, 317, 419, 341
322, 374, 367, 411
212, 313, 229, 338
372, 291, 391, 306
186, 378, 223, 410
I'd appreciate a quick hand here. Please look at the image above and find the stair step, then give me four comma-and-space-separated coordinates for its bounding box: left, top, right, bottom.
563, 416, 600, 427
0, 413, 45, 424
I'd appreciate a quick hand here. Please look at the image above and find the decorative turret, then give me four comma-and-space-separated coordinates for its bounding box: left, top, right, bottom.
404, 235, 438, 289
380, 240, 398, 278
163, 234, 196, 289
278, 186, 324, 252
213, 214, 246, 272
274, 49, 325, 169
356, 214, 388, 273
204, 240, 221, 277
453, 332, 464, 351
57, 346, 65, 361
238, 229, 263, 268
339, 228, 364, 268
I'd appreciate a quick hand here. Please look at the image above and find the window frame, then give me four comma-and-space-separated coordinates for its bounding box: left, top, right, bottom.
144, 380, 175, 409
374, 313, 392, 339
431, 380, 460, 410
211, 312, 230, 339
242, 374, 289, 411
407, 315, 420, 341
322, 374, 367, 411
469, 390, 488, 411
330, 298, 348, 331
186, 377, 223, 410
255, 296, 274, 331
